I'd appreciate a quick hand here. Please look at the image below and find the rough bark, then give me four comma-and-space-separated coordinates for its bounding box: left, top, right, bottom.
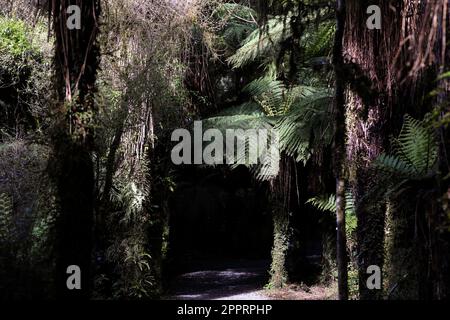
342, 0, 391, 300
342, 0, 440, 300
333, 0, 349, 301
51, 0, 101, 299
268, 157, 292, 289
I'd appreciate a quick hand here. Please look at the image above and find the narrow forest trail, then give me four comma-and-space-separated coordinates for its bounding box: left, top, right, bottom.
166, 260, 272, 300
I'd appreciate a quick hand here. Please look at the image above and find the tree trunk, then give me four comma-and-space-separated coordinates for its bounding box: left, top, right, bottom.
342, 0, 391, 300
51, 0, 101, 299
269, 204, 289, 289
336, 178, 348, 299
342, 0, 435, 300
333, 0, 349, 301
268, 157, 291, 289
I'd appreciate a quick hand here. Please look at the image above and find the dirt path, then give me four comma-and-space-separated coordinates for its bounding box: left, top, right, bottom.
166, 260, 271, 300
166, 259, 336, 300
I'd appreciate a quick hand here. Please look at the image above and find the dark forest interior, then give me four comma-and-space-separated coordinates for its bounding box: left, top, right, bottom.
1, 0, 450, 301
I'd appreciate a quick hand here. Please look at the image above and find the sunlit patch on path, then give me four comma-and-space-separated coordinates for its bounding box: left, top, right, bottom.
167, 260, 271, 300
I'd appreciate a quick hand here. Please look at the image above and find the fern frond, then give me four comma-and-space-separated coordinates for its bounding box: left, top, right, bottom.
306, 191, 355, 215
303, 21, 335, 62
204, 102, 274, 131
203, 101, 279, 180
394, 115, 438, 175
275, 87, 333, 163
374, 115, 438, 179
306, 194, 336, 212
227, 17, 291, 68
373, 154, 416, 177
203, 85, 333, 180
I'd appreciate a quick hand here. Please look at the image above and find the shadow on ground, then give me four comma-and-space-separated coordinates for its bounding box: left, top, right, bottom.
166, 260, 271, 300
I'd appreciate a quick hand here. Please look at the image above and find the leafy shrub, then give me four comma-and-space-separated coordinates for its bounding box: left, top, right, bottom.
0, 139, 56, 298
0, 15, 51, 135
0, 16, 35, 56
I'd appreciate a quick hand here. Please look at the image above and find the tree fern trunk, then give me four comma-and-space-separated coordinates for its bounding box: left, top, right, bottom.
342, 0, 390, 300
269, 204, 289, 289
268, 158, 291, 289
342, 0, 440, 300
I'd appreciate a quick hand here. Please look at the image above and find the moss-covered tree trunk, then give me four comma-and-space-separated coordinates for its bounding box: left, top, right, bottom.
342, 0, 395, 300
342, 0, 445, 300
268, 158, 292, 289
51, 0, 101, 299
269, 203, 289, 289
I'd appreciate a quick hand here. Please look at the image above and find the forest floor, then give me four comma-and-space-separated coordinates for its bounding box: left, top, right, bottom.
265, 284, 337, 300
166, 259, 336, 300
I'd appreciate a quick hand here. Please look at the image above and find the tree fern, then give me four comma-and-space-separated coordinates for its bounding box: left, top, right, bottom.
205, 4, 335, 181
203, 83, 332, 180
244, 75, 333, 165
204, 84, 332, 180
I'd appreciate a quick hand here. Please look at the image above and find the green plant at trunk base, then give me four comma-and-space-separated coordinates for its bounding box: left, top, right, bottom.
307, 192, 358, 297
267, 206, 290, 289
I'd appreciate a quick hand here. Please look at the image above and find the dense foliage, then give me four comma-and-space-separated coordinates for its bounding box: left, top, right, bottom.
0, 0, 449, 301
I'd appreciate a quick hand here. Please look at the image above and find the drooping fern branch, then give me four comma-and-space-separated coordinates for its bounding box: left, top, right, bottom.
306, 193, 336, 212
303, 20, 335, 62
306, 192, 357, 234
227, 16, 292, 68
306, 192, 355, 215
374, 115, 438, 179
203, 82, 332, 181
275, 87, 333, 163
